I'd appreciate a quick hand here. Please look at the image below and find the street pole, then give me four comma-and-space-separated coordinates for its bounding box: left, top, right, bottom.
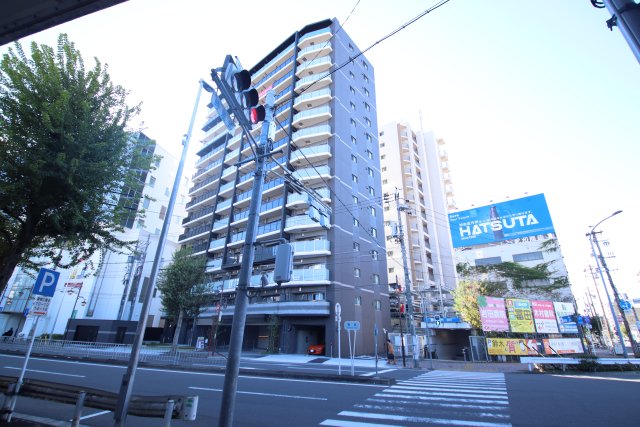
113, 80, 205, 426
590, 230, 639, 356
394, 190, 419, 368
602, 0, 640, 64
218, 90, 275, 427
588, 265, 615, 347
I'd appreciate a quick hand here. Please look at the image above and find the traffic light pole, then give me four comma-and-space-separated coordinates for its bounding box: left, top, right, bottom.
394, 190, 420, 368
218, 91, 275, 427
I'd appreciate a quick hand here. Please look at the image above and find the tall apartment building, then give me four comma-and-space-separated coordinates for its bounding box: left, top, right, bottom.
0, 133, 188, 338
378, 123, 457, 327
180, 19, 389, 356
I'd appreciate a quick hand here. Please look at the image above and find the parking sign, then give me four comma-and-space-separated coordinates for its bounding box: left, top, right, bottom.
32, 268, 60, 297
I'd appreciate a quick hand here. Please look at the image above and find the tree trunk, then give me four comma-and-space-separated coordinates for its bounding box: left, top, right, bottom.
170, 310, 185, 355
0, 216, 38, 293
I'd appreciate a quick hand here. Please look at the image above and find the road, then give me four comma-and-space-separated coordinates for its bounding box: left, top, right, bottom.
0, 354, 639, 426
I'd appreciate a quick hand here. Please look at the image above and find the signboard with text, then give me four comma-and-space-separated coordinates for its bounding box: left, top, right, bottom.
554, 302, 578, 333
506, 298, 535, 333
448, 194, 555, 248
486, 338, 539, 356
30, 295, 51, 316
478, 296, 509, 332
543, 338, 583, 354
531, 300, 559, 333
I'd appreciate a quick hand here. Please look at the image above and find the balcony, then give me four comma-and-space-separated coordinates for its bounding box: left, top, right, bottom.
295, 73, 332, 93
192, 157, 223, 183
292, 105, 332, 129
295, 56, 332, 78
215, 198, 232, 214
292, 124, 331, 146
290, 144, 331, 166
186, 187, 217, 209
285, 215, 327, 233
443, 173, 452, 184
205, 258, 223, 273
289, 267, 330, 284
291, 239, 330, 256
293, 88, 332, 111
291, 165, 331, 185
182, 205, 215, 226
224, 148, 240, 165
297, 43, 333, 64
441, 161, 450, 173
252, 44, 295, 87
208, 236, 226, 251
178, 223, 209, 243
298, 27, 332, 50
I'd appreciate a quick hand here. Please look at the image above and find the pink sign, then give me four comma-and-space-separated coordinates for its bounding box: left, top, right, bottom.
478, 296, 509, 332
531, 300, 559, 333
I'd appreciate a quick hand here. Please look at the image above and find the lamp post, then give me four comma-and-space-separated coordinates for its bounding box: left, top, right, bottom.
587, 210, 638, 357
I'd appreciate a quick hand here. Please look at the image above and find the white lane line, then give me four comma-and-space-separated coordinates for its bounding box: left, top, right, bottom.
320, 419, 403, 427
390, 385, 507, 395
189, 386, 327, 400
355, 403, 510, 419
3, 366, 85, 378
338, 410, 512, 427
79, 410, 111, 420
376, 392, 509, 405
381, 388, 508, 400
365, 398, 510, 412
361, 369, 396, 377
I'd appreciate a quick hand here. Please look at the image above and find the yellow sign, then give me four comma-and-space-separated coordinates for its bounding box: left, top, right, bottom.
486, 338, 538, 356
506, 298, 535, 333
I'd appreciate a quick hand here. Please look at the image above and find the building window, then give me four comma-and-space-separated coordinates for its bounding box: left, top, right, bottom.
370, 206, 376, 216
351, 136, 357, 144
368, 186, 375, 197
387, 250, 393, 257
370, 227, 377, 238
366, 149, 373, 159
350, 102, 356, 110
513, 251, 544, 262
365, 133, 372, 143
137, 219, 145, 229
355, 296, 362, 305
362, 60, 369, 70
388, 267, 394, 274
353, 218, 359, 227
367, 167, 374, 177
371, 250, 379, 260
364, 88, 370, 97
375, 300, 381, 310
364, 102, 371, 112
350, 118, 356, 127
382, 166, 387, 172
363, 74, 369, 83
149, 176, 156, 188
475, 256, 502, 266
348, 43, 354, 52
349, 70, 355, 79
354, 267, 360, 278
353, 242, 360, 251
350, 86, 356, 95
352, 174, 358, 183
159, 205, 167, 220
373, 274, 380, 284
143, 198, 150, 209
353, 195, 359, 204
351, 154, 357, 163
365, 118, 371, 127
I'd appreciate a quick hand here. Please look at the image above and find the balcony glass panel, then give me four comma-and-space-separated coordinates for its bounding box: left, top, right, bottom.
291, 267, 330, 282
290, 144, 331, 164
292, 239, 330, 253
292, 124, 331, 144
291, 165, 331, 181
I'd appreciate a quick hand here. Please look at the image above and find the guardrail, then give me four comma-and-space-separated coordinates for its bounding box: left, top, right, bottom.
0, 375, 198, 425
520, 356, 640, 372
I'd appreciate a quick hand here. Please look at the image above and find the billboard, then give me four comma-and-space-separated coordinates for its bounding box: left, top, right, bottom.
448, 194, 555, 248
543, 338, 583, 354
554, 302, 578, 333
506, 298, 535, 333
478, 296, 509, 332
486, 338, 539, 356
531, 300, 559, 333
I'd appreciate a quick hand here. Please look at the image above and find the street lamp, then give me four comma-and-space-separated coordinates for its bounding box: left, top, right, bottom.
587, 210, 638, 357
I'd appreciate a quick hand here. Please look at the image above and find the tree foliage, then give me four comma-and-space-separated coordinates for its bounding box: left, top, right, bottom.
0, 34, 152, 292
453, 280, 508, 328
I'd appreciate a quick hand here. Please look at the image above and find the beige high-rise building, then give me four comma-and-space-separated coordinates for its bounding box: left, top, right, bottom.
378, 122, 457, 327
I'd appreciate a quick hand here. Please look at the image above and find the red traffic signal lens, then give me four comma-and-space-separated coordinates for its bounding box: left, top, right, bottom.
250, 105, 266, 124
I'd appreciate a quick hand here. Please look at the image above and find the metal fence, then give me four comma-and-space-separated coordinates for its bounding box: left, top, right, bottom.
0, 337, 229, 368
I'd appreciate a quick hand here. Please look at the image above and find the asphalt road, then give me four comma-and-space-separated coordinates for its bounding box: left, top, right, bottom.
1, 354, 639, 426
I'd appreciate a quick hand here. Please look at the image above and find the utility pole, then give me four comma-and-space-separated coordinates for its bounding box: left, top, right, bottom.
588, 265, 615, 347
394, 189, 420, 368
590, 231, 639, 356
599, 0, 640, 64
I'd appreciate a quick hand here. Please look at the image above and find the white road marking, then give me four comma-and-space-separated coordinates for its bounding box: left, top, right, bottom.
3, 366, 85, 378
390, 384, 507, 395
320, 419, 403, 427
381, 388, 509, 400
361, 369, 396, 377
338, 410, 512, 427
376, 392, 509, 405
188, 386, 327, 400
78, 410, 111, 420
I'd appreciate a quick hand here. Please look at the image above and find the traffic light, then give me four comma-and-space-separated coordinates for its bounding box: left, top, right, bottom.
231, 69, 265, 125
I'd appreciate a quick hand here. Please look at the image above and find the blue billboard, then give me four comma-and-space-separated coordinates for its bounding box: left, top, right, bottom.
448, 194, 555, 248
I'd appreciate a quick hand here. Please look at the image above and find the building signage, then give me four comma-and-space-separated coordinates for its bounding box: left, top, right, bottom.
506, 298, 535, 333
448, 194, 555, 248
554, 302, 578, 333
486, 338, 538, 356
478, 296, 509, 332
31, 295, 51, 316
543, 338, 583, 354
531, 300, 559, 333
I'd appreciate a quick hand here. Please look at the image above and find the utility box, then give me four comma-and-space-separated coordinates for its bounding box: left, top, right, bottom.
180, 395, 199, 421
274, 243, 293, 284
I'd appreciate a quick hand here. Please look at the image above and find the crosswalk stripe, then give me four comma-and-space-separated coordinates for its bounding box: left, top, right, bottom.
354, 403, 511, 419
381, 388, 509, 400
338, 410, 512, 427
390, 384, 508, 395
365, 397, 510, 411
376, 392, 509, 405
320, 419, 403, 427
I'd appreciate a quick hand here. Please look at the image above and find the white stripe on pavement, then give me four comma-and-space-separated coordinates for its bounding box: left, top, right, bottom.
338, 410, 512, 427
355, 403, 511, 419
189, 386, 327, 400
365, 398, 510, 412
3, 366, 85, 378
320, 419, 403, 427
375, 392, 509, 405
390, 384, 507, 395
381, 388, 509, 400
361, 369, 396, 376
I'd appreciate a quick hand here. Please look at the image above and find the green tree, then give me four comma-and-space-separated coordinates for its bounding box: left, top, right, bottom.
452, 280, 507, 328
156, 247, 208, 354
0, 34, 152, 292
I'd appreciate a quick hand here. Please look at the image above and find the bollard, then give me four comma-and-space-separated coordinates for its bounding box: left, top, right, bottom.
163, 399, 175, 427
71, 391, 86, 427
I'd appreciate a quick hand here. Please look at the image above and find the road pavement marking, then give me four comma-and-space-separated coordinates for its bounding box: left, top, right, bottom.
375, 392, 509, 405
78, 410, 111, 420
338, 410, 512, 427
390, 384, 507, 395
364, 398, 510, 412
552, 374, 640, 383
361, 369, 396, 376
382, 388, 509, 400
188, 386, 327, 400
354, 403, 510, 419
3, 366, 85, 378
320, 419, 403, 427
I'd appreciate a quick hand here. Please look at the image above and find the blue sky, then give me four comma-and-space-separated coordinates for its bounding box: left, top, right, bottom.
3, 0, 638, 301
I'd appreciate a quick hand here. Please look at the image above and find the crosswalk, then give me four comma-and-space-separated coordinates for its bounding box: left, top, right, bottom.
320, 370, 511, 426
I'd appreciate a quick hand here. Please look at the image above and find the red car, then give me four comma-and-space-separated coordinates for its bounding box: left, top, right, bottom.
307, 344, 325, 355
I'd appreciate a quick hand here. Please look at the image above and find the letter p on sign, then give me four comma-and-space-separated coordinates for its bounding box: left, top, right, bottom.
32, 268, 60, 297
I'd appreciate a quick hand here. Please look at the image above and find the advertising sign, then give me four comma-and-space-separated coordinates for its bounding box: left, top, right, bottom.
543, 338, 583, 354
448, 194, 555, 248
486, 338, 539, 356
477, 296, 509, 332
31, 295, 51, 316
506, 298, 535, 333
531, 300, 559, 333
554, 302, 578, 333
